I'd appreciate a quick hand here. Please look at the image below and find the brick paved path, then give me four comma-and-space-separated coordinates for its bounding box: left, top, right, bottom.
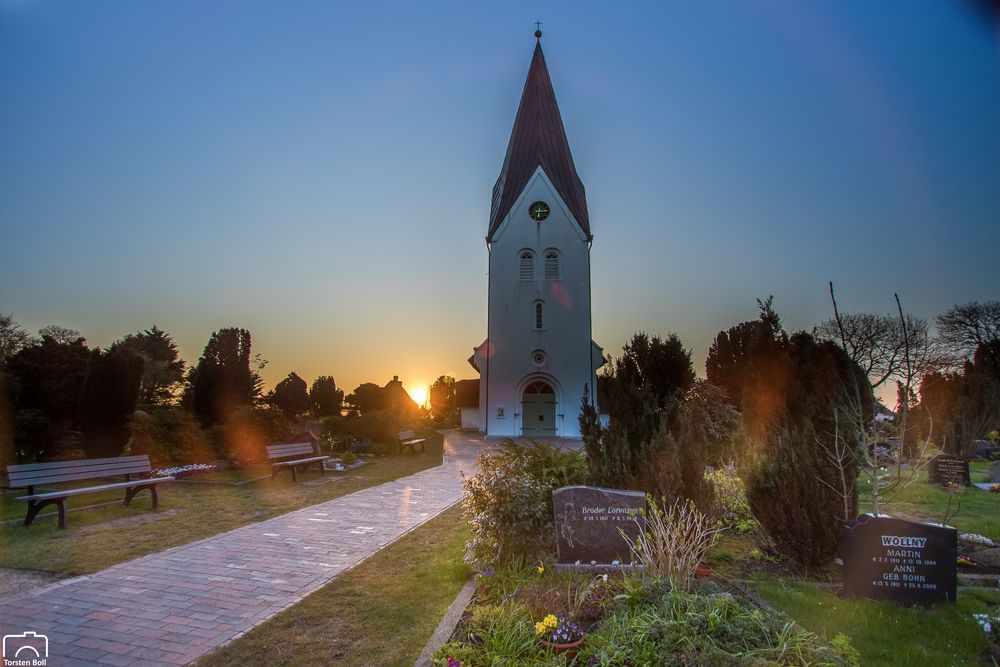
0, 431, 488, 666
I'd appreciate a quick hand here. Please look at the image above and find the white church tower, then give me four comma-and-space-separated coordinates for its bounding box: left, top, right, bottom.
469, 31, 604, 438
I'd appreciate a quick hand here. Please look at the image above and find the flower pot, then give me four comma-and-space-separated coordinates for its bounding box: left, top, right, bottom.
540, 636, 584, 656
694, 562, 712, 579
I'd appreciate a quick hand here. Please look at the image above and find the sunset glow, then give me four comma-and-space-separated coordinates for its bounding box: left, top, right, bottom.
408, 385, 428, 408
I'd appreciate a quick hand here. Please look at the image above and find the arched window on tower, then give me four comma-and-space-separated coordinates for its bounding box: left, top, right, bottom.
534, 300, 545, 330
544, 249, 560, 280
519, 251, 534, 281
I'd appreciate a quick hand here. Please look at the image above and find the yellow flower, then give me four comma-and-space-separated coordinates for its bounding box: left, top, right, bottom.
537, 565, 545, 575
535, 622, 547, 635
543, 614, 558, 629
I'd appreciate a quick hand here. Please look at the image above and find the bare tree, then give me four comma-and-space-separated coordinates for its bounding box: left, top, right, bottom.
825, 283, 933, 517
814, 311, 932, 391
935, 300, 1000, 372
0, 314, 34, 360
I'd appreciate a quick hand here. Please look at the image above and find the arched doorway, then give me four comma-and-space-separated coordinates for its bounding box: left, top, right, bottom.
521, 380, 556, 437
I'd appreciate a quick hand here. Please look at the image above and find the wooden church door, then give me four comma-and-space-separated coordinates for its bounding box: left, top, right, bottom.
521, 381, 556, 437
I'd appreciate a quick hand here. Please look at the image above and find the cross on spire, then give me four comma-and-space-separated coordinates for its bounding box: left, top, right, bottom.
534, 20, 542, 40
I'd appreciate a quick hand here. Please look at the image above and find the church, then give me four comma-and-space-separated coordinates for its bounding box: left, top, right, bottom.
460, 31, 604, 439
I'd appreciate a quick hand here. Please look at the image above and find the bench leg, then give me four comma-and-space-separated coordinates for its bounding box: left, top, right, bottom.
25, 498, 66, 529
290, 465, 298, 482
124, 483, 159, 509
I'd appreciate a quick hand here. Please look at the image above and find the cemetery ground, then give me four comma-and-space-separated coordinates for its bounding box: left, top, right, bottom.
708, 459, 1000, 666
0, 430, 443, 576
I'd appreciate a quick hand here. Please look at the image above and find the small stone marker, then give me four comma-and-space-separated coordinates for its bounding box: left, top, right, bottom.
553, 486, 645, 565
990, 461, 1000, 484
927, 453, 970, 487
842, 514, 957, 604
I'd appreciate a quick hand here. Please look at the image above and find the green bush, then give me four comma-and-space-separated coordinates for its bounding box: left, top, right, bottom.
741, 333, 865, 572
463, 440, 587, 567
207, 405, 293, 463
323, 408, 409, 455
129, 407, 212, 466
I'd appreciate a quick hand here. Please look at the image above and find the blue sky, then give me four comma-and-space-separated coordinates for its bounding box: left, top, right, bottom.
2, 0, 998, 399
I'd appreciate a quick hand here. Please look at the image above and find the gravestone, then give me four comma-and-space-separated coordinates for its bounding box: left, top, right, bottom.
553, 486, 645, 565
927, 453, 970, 487
989, 461, 1000, 483
842, 514, 957, 604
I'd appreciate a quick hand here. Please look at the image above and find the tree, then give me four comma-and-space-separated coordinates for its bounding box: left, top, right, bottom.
429, 375, 456, 420
37, 325, 84, 346
187, 328, 262, 426
346, 383, 388, 414
814, 312, 932, 390
741, 332, 866, 572
706, 296, 786, 409
0, 313, 33, 361
270, 372, 310, 418
111, 326, 186, 404
935, 301, 1000, 373
583, 331, 697, 493
7, 335, 90, 427
77, 347, 144, 458
310, 376, 343, 417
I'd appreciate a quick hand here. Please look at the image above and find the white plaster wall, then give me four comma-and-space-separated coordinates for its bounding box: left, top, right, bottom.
482, 167, 597, 438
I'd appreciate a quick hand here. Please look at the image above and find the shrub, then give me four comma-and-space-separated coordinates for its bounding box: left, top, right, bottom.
209, 405, 293, 463
708, 463, 777, 555
621, 497, 721, 592
129, 407, 213, 466
740, 332, 865, 572
463, 440, 587, 567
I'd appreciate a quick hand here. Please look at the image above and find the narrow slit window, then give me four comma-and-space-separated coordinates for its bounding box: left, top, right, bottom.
544, 250, 560, 280
519, 251, 534, 281
534, 301, 544, 330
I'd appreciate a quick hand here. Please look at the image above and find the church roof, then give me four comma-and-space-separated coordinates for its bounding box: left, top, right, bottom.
488, 41, 590, 242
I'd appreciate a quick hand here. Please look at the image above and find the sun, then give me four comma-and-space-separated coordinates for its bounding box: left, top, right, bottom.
408, 385, 428, 407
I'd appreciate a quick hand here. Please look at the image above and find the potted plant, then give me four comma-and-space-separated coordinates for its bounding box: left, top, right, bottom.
535, 614, 584, 654
973, 613, 1000, 659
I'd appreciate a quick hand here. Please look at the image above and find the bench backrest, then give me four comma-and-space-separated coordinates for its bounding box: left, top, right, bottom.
397, 430, 416, 441
266, 442, 316, 460
5, 455, 153, 488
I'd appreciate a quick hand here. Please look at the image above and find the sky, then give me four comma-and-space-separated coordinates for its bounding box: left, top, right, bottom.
2, 0, 999, 403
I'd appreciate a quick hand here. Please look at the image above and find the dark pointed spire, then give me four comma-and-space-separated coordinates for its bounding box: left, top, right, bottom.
487, 38, 590, 241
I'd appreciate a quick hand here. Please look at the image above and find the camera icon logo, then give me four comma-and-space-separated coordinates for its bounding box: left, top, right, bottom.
2, 631, 49, 662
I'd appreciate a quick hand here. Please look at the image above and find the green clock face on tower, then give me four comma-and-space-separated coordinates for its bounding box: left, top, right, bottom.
528, 201, 550, 222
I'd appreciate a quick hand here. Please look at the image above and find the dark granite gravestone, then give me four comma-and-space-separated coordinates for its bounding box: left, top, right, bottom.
927, 454, 970, 487
553, 486, 645, 565
990, 461, 1000, 483
842, 514, 957, 604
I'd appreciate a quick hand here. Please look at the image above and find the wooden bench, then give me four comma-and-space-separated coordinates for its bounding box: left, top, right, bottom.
5, 455, 175, 529
266, 442, 329, 482
396, 430, 426, 454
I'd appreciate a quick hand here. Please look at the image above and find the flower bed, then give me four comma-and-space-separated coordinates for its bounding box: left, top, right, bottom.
433, 565, 857, 666
149, 463, 219, 479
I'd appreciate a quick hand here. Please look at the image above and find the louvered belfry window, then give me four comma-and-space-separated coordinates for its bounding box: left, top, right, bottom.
544, 250, 560, 280
519, 251, 534, 281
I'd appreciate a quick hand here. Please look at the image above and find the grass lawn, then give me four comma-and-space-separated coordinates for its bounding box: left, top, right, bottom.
707, 460, 1000, 666
755, 578, 1000, 666
862, 463, 1000, 536
0, 430, 444, 574
196, 504, 471, 667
